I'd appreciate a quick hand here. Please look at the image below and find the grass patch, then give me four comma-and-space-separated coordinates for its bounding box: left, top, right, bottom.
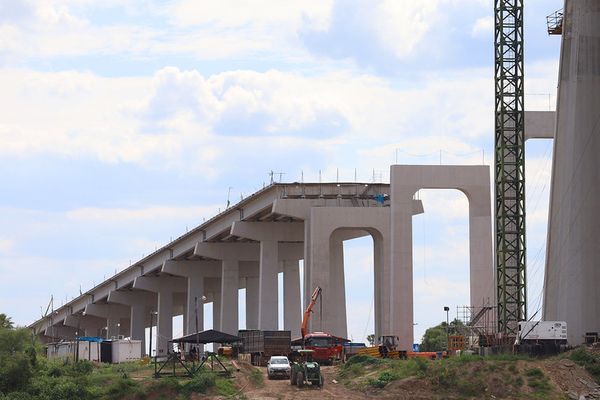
524, 367, 552, 396
180, 373, 216, 397
104, 378, 143, 400
248, 367, 264, 387
525, 367, 544, 378
215, 378, 238, 396
570, 348, 600, 382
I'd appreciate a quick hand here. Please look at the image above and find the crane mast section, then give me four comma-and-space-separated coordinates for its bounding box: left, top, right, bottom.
494, 0, 527, 336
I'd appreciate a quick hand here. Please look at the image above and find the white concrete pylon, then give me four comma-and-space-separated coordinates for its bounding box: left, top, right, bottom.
229, 221, 304, 331
283, 260, 301, 338
390, 164, 493, 351
132, 275, 186, 356
272, 197, 423, 339
245, 274, 259, 329
64, 314, 106, 337
107, 290, 157, 354
544, 0, 600, 344
161, 260, 221, 335
44, 324, 77, 339
193, 245, 247, 335
83, 303, 130, 338
308, 207, 391, 339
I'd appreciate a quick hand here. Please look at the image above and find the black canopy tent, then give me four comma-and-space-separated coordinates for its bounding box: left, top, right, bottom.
169, 329, 241, 345
153, 330, 241, 378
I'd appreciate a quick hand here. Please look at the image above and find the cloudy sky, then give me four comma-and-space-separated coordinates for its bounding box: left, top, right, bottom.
0, 0, 563, 343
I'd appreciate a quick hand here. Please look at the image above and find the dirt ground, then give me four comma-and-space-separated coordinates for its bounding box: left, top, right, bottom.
542, 358, 600, 399
239, 365, 366, 400
235, 355, 600, 400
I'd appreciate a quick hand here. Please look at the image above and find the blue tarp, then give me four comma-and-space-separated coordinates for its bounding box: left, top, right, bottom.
75, 336, 104, 342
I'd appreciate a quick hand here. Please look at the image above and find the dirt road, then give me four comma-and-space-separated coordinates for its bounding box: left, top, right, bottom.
242, 366, 366, 400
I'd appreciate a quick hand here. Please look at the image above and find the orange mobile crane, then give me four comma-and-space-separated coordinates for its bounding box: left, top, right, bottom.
298, 286, 345, 364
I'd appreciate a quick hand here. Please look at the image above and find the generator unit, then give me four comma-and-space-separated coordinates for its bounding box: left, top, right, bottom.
515, 321, 568, 355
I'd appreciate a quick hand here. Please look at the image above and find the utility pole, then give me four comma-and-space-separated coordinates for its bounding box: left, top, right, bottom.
494, 0, 527, 336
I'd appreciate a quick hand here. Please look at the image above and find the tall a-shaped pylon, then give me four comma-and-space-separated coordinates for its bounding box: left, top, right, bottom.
543, 0, 600, 345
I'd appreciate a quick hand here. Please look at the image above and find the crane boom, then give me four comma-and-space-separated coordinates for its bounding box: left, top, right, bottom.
301, 286, 322, 339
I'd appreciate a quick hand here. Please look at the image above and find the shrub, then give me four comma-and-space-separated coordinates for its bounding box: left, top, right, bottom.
525, 367, 544, 378
527, 377, 551, 392
181, 373, 216, 396
413, 357, 429, 374
344, 355, 382, 367
68, 360, 94, 376
514, 376, 524, 387
104, 378, 142, 400
28, 376, 94, 400
147, 376, 180, 392
378, 370, 399, 383
215, 378, 238, 396
367, 378, 387, 389
570, 348, 600, 382
0, 353, 33, 393
1, 392, 33, 400
248, 367, 264, 387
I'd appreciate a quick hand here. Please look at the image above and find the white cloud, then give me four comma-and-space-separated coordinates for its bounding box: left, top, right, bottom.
168, 0, 332, 30
373, 0, 441, 59
0, 239, 14, 254
471, 16, 493, 38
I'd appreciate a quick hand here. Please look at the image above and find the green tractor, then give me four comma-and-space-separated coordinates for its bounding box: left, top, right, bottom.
290, 349, 324, 388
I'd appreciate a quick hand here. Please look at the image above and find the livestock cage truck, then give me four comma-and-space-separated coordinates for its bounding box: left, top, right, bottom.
238, 330, 292, 366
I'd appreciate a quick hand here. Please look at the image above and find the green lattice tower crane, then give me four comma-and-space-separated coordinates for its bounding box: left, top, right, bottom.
494, 0, 527, 336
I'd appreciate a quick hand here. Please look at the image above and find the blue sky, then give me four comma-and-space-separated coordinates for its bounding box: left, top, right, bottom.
0, 0, 562, 343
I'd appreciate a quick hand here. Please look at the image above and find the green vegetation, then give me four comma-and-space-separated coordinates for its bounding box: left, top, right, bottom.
570, 347, 600, 382
339, 353, 559, 399
0, 315, 13, 330
248, 367, 264, 387
0, 313, 241, 399
420, 319, 465, 351
524, 367, 552, 397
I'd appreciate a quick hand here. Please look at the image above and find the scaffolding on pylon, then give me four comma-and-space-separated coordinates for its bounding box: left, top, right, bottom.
456, 305, 498, 349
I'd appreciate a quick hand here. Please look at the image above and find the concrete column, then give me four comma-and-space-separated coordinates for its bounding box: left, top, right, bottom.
308, 212, 331, 334
64, 314, 106, 338
373, 235, 385, 340
44, 324, 77, 339
83, 303, 130, 339
390, 164, 493, 351
107, 316, 120, 338
194, 243, 261, 333
133, 275, 186, 356
157, 291, 173, 355
390, 194, 414, 350
229, 222, 304, 331
328, 237, 348, 339
161, 260, 221, 335
130, 305, 146, 347
187, 275, 204, 334
283, 260, 301, 337
246, 276, 259, 329
259, 240, 279, 330
107, 290, 157, 354
220, 259, 239, 334
213, 283, 221, 331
